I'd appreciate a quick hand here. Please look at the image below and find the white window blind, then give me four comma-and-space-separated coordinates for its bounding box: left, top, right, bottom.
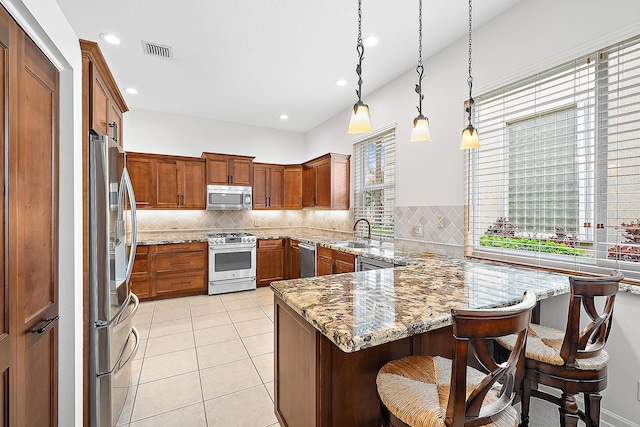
468, 34, 640, 283
353, 129, 396, 240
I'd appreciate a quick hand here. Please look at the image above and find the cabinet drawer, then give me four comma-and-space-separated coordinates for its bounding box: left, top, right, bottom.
317, 246, 333, 258
156, 251, 205, 273
333, 250, 355, 264
156, 272, 206, 294
156, 242, 206, 253
130, 275, 151, 299
258, 238, 283, 248
132, 255, 149, 275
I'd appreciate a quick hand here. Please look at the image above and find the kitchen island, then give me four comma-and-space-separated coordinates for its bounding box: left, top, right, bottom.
270, 255, 571, 427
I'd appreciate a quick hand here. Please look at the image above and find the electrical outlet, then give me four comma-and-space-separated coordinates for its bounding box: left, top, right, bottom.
169, 220, 178, 229
253, 218, 260, 227
413, 225, 423, 236
637, 380, 640, 401
436, 215, 446, 228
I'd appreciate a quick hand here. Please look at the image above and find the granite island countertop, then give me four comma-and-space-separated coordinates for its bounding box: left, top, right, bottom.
270, 256, 574, 353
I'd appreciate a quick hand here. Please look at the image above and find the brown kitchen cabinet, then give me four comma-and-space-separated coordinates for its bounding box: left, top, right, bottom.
283, 165, 303, 209
302, 153, 350, 210
127, 152, 206, 209
316, 246, 355, 276
202, 152, 255, 186
132, 242, 208, 301
257, 238, 285, 287
253, 163, 284, 209
81, 40, 128, 145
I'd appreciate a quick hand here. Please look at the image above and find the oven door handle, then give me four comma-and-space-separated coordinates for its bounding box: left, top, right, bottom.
209, 244, 256, 251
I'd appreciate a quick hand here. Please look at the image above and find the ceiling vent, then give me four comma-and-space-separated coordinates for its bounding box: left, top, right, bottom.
142, 41, 172, 59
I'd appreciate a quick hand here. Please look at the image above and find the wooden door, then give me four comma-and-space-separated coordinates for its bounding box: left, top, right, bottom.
253, 165, 268, 209
314, 159, 332, 208
126, 154, 153, 208
180, 159, 206, 208
269, 166, 284, 209
283, 166, 302, 209
155, 158, 179, 208
302, 165, 315, 207
7, 16, 59, 426
230, 158, 252, 186
206, 154, 230, 185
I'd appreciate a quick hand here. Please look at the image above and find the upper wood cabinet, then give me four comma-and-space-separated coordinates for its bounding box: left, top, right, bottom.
127, 152, 206, 209
202, 153, 255, 186
283, 165, 303, 209
80, 40, 128, 145
253, 163, 284, 209
302, 153, 350, 210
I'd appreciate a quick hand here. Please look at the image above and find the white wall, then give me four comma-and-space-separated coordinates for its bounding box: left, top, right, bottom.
306, 0, 640, 208
124, 109, 307, 163
2, 0, 83, 426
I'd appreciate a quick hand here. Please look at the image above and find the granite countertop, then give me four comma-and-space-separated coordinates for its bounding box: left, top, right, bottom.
270, 256, 573, 353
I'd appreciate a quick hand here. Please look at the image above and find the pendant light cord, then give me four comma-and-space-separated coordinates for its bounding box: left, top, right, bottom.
415, 0, 424, 115
466, 0, 474, 127
355, 0, 365, 103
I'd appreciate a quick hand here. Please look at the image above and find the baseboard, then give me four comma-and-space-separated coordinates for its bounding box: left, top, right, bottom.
538, 386, 639, 427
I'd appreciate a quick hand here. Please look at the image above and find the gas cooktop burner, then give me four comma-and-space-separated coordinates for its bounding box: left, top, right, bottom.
206, 232, 256, 244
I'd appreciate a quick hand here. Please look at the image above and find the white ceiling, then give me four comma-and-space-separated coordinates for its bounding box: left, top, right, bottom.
55, 0, 522, 133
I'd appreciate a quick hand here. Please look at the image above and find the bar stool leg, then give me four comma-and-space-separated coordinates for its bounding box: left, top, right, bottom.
519, 378, 531, 427
584, 393, 602, 427
559, 392, 579, 427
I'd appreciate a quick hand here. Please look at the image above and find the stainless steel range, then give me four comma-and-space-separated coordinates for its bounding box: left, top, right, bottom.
207, 232, 257, 295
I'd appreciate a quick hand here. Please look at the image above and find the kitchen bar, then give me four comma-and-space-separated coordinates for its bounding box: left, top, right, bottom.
271, 256, 573, 426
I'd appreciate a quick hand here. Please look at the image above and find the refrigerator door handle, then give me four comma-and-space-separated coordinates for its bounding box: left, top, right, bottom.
113, 293, 139, 333
121, 167, 137, 286
97, 326, 139, 378
95, 293, 132, 329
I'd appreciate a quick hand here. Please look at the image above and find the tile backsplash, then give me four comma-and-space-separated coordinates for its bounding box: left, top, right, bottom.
136, 209, 354, 233
135, 205, 464, 256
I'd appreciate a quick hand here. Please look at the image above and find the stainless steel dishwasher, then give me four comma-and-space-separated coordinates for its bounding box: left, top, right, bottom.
299, 242, 316, 277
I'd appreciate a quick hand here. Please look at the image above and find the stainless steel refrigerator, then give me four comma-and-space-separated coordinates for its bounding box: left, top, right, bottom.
89, 134, 140, 427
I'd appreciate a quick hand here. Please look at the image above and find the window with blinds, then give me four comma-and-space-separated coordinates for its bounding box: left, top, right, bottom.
353, 129, 396, 240
468, 34, 640, 282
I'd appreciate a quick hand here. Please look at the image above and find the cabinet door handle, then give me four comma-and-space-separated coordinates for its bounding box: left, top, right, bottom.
108, 121, 118, 143
268, 196, 270, 207
31, 315, 59, 334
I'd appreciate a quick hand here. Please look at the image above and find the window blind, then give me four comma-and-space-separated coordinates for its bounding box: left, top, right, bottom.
468, 34, 640, 283
353, 129, 396, 240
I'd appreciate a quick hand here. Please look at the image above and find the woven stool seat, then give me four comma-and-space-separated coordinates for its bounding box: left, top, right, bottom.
496, 323, 609, 370
377, 355, 519, 427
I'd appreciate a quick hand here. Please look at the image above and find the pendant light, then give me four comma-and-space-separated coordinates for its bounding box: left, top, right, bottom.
410, 0, 431, 143
347, 0, 372, 134
460, 0, 480, 150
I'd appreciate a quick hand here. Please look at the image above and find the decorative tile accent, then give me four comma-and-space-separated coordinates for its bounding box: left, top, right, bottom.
394, 205, 464, 256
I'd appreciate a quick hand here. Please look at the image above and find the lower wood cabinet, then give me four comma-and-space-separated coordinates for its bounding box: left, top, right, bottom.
289, 240, 300, 279
257, 238, 285, 287
317, 246, 356, 276
131, 241, 207, 301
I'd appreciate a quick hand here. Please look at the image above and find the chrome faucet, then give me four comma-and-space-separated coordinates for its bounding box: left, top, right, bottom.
353, 218, 371, 240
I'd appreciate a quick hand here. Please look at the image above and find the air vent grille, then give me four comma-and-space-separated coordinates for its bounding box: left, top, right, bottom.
142, 41, 172, 59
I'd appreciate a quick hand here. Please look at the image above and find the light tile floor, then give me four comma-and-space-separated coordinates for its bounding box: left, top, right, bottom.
117, 286, 280, 427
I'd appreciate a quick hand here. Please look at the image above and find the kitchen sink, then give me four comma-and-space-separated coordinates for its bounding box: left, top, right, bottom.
331, 240, 371, 249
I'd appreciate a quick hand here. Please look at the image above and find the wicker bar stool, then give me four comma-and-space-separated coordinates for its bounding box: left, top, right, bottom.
376, 292, 537, 427
496, 271, 623, 427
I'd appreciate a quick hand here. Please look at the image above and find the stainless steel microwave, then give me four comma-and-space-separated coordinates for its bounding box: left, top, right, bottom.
206, 185, 252, 210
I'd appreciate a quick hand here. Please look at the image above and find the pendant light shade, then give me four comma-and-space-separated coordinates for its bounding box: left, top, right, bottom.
347, 0, 371, 135
460, 124, 480, 149
461, 0, 480, 150
410, 114, 431, 142
348, 100, 372, 134
410, 0, 431, 142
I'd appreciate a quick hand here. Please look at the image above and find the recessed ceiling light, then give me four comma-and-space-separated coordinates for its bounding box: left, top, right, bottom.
363, 36, 378, 47
124, 88, 138, 95
280, 114, 289, 120
335, 79, 348, 87
99, 33, 121, 45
